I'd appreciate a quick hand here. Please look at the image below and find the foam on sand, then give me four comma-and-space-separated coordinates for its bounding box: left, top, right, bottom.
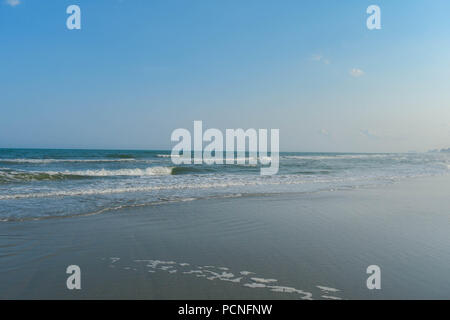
109, 257, 342, 300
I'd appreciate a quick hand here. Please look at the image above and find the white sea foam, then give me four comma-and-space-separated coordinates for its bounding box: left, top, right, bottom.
120, 257, 341, 300
317, 285, 340, 292
244, 283, 266, 288
156, 154, 173, 158
0, 174, 398, 200
321, 295, 342, 300
266, 286, 313, 299
54, 166, 174, 177
250, 277, 278, 283
0, 177, 300, 200
0, 166, 174, 183
283, 154, 390, 160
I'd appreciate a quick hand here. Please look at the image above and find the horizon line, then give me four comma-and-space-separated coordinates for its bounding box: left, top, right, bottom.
0, 147, 425, 154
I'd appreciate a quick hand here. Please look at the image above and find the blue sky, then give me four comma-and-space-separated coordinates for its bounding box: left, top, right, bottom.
1, 0, 449, 152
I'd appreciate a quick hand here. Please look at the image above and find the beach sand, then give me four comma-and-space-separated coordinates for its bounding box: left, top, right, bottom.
1, 175, 449, 299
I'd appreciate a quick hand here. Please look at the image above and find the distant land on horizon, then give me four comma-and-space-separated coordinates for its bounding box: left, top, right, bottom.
428, 148, 450, 153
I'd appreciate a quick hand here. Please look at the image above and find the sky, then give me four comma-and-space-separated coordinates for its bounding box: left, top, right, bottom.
1, 0, 449, 152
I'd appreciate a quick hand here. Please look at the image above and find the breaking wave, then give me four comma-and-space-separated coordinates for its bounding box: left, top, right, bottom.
0, 170, 85, 183
59, 166, 174, 177
0, 166, 174, 183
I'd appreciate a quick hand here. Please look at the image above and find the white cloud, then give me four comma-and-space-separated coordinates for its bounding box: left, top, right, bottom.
5, 0, 20, 6
349, 68, 364, 78
311, 54, 331, 65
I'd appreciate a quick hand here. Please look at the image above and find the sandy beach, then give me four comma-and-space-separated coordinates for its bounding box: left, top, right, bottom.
1, 174, 449, 299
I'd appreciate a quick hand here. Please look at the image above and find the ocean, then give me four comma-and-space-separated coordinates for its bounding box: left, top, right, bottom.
1, 149, 448, 222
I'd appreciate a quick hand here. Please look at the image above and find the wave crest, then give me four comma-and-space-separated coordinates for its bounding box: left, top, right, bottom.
0, 166, 174, 182
62, 166, 174, 177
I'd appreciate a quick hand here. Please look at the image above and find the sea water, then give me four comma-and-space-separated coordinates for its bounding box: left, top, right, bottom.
0, 149, 448, 221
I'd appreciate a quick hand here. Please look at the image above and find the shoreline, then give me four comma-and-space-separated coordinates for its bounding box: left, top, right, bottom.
1, 174, 449, 299
1, 172, 446, 223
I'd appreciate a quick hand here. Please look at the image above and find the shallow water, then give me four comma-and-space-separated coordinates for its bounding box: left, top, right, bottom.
1, 175, 449, 299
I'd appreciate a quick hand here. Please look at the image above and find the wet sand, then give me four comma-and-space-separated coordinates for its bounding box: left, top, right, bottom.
1, 175, 449, 299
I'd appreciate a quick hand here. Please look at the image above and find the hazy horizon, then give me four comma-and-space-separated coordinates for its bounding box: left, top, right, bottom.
1, 146, 448, 154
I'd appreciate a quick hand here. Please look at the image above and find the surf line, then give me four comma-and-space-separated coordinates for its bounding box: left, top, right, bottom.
170, 120, 279, 175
